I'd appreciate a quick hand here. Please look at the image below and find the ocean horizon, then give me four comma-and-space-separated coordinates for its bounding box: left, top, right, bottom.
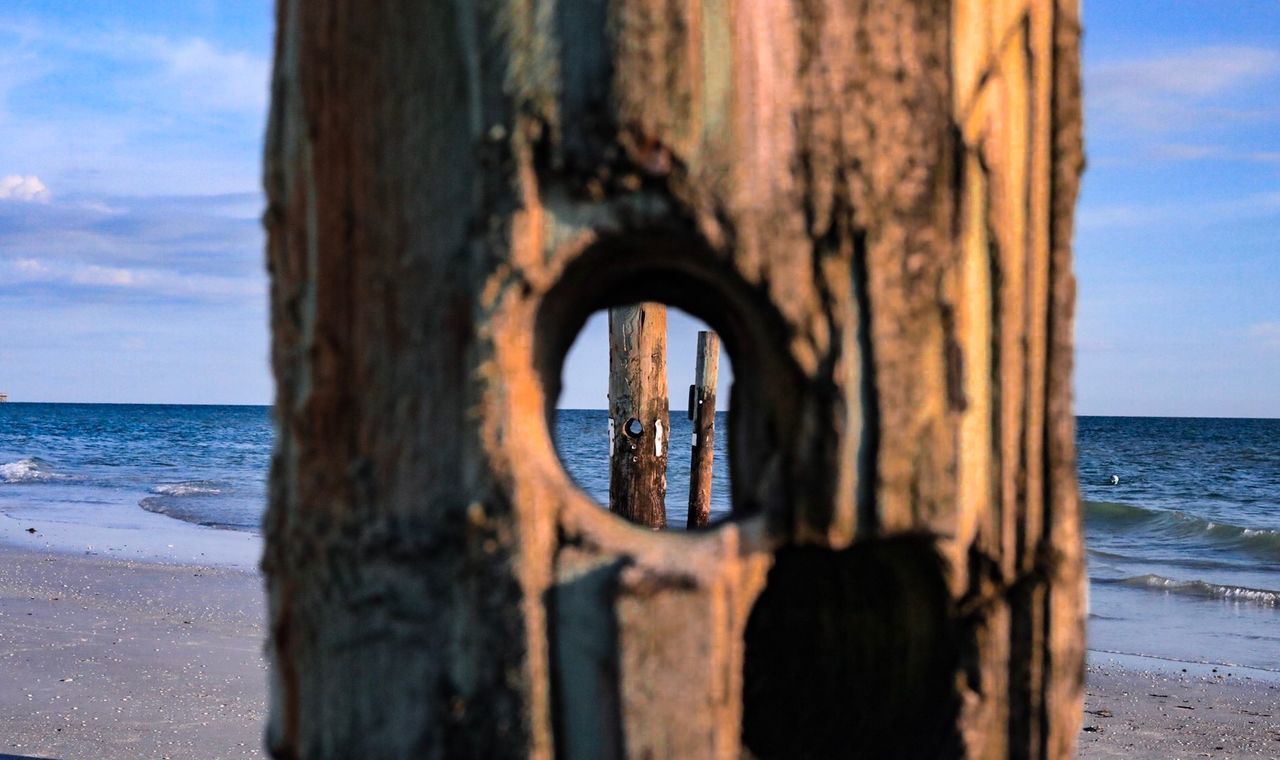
3, 401, 1279, 420
2, 402, 1278, 673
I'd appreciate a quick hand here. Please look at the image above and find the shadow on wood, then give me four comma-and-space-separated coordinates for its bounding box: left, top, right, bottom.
742, 538, 960, 758
262, 0, 1086, 756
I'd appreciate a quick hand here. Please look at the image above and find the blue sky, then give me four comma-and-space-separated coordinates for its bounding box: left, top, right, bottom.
1073, 1, 1280, 417
0, 2, 273, 404
1, 2, 1277, 416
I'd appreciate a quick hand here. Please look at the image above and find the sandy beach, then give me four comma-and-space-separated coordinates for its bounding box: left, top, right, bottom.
1080, 656, 1280, 758
0, 544, 266, 760
2, 534, 1277, 758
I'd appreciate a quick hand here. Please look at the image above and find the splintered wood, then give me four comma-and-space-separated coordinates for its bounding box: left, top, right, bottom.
608, 303, 670, 529
263, 0, 1084, 757
687, 330, 720, 529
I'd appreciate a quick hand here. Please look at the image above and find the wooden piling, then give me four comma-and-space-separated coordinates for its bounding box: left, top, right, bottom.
608, 303, 669, 529
686, 331, 720, 528
263, 0, 1086, 754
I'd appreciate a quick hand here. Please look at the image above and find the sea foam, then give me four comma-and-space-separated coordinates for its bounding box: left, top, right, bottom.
151, 481, 224, 497
1109, 574, 1280, 608
0, 457, 63, 483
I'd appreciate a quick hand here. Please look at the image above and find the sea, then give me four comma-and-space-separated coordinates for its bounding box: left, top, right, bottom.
1, 404, 1277, 673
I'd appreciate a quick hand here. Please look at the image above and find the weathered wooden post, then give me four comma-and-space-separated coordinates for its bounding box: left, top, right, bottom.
686, 330, 719, 528
263, 0, 1085, 757
608, 303, 669, 528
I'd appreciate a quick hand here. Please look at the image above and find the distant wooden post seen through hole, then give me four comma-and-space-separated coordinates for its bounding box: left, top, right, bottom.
686, 330, 720, 528
608, 303, 669, 529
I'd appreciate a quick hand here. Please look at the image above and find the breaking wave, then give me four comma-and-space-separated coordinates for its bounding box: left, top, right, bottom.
1086, 500, 1280, 562
139, 480, 257, 531
0, 457, 67, 483
137, 496, 223, 527
1100, 574, 1280, 608
150, 481, 224, 497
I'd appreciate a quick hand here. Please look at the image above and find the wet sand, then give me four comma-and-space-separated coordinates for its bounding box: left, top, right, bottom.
0, 545, 266, 759
1080, 655, 1280, 758
2, 540, 1277, 759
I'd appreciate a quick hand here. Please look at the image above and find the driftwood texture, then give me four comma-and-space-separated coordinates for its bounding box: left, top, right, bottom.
608, 303, 669, 528
262, 0, 1085, 757
687, 330, 720, 528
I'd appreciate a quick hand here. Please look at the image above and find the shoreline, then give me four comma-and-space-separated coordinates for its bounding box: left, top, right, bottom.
0, 501, 262, 571
2, 542, 1277, 758
1087, 649, 1280, 683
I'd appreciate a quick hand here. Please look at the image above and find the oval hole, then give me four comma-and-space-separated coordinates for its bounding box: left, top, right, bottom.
553, 302, 734, 531
533, 230, 806, 534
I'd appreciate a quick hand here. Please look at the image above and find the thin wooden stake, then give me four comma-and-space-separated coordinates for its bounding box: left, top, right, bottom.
686, 331, 720, 528
608, 303, 669, 528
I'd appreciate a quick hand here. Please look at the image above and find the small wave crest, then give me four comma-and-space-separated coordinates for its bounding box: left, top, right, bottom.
138, 496, 221, 527
1103, 574, 1280, 608
1086, 500, 1280, 562
140, 481, 244, 530
150, 481, 224, 497
0, 457, 66, 484
1085, 500, 1156, 526
139, 482, 258, 532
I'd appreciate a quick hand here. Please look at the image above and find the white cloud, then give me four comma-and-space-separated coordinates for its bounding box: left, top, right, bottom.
1088, 46, 1280, 132
1094, 47, 1280, 98
148, 37, 270, 114
1079, 191, 1280, 230
13, 258, 49, 275
1138, 145, 1280, 165
71, 264, 139, 287
1146, 143, 1223, 161
0, 21, 269, 116
0, 191, 264, 281
1076, 204, 1157, 229
0, 33, 54, 120
1248, 322, 1280, 351
0, 174, 50, 202
0, 23, 268, 197
2, 256, 262, 300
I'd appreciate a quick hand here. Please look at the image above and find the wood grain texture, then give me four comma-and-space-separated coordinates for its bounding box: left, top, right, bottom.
263, 0, 1085, 756
608, 303, 669, 528
686, 330, 720, 528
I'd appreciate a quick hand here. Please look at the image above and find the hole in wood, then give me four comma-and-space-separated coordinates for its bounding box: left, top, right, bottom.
623, 418, 644, 438
533, 230, 805, 533
554, 302, 733, 531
